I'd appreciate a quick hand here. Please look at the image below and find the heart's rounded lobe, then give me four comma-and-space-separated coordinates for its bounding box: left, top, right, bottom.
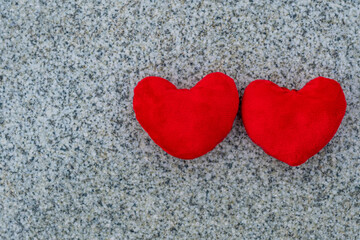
133, 72, 239, 159
241, 77, 346, 166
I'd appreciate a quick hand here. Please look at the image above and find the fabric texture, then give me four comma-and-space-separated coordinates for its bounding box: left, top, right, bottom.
133, 72, 239, 159
241, 76, 347, 166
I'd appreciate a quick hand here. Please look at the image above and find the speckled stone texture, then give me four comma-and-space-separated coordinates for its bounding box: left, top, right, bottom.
1, 0, 359, 239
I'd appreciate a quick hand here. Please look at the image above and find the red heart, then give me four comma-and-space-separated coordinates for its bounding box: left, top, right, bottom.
133, 72, 239, 159
241, 77, 346, 166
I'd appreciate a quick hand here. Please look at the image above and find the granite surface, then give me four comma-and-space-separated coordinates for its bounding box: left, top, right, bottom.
1, 0, 360, 239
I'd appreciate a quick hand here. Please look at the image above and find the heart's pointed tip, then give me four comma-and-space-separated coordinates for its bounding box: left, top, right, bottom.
269, 153, 309, 167
286, 160, 308, 167
277, 154, 311, 167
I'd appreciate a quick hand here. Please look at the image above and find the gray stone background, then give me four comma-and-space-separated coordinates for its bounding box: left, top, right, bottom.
1, 0, 359, 239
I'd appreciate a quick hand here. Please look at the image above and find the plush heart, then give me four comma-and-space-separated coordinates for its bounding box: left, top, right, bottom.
133, 72, 239, 159
241, 77, 346, 166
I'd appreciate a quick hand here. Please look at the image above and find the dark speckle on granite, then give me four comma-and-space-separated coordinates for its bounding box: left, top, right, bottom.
1, 0, 360, 239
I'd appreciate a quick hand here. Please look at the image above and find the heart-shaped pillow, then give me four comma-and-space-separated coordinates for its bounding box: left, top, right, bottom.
241, 77, 346, 166
133, 72, 239, 159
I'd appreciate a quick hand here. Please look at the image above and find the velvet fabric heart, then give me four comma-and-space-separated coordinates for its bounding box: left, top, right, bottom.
241, 77, 346, 166
133, 72, 239, 159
